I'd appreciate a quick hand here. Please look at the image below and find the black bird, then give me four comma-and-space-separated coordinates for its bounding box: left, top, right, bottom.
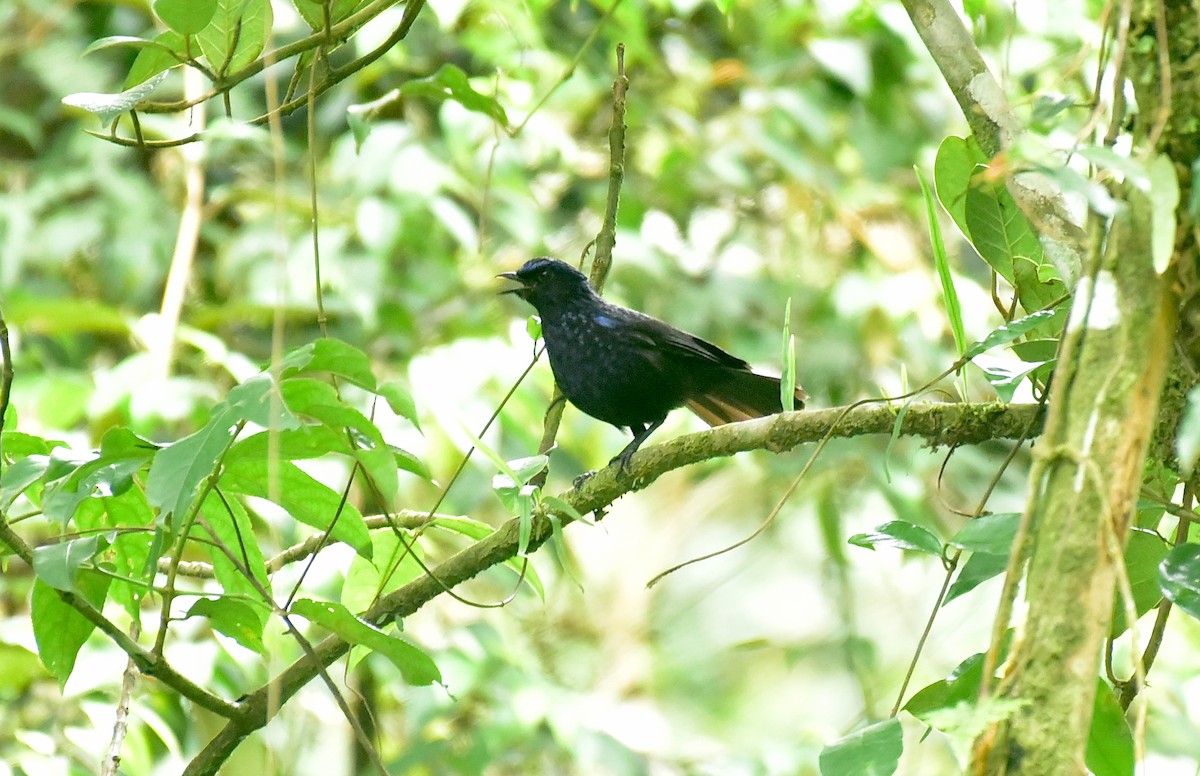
500, 258, 806, 469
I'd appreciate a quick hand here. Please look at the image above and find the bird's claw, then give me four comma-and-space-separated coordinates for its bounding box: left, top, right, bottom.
608, 450, 636, 474
572, 470, 598, 489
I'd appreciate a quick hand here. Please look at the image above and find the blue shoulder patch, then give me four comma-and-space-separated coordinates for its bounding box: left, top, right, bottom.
595, 314, 620, 329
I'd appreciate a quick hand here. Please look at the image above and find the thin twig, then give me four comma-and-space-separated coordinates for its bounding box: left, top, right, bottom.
101, 623, 141, 776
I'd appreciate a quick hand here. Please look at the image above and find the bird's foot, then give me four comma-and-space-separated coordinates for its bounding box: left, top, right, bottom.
607, 449, 636, 474
572, 470, 598, 490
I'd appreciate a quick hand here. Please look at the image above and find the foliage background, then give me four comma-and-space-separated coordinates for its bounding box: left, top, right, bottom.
1, 0, 1197, 774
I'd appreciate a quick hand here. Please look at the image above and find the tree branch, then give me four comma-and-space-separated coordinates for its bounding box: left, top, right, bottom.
185, 400, 1042, 774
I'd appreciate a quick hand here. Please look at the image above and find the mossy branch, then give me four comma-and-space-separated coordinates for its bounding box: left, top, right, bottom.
183, 399, 1042, 774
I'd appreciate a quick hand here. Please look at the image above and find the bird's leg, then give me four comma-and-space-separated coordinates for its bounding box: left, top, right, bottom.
609, 418, 666, 472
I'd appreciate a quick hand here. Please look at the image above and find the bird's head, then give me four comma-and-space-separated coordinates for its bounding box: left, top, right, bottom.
498, 257, 592, 311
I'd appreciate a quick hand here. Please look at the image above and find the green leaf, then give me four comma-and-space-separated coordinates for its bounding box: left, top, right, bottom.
196, 0, 272, 75
154, 0, 219, 34
145, 409, 239, 528
196, 494, 271, 618
147, 375, 292, 528
1111, 528, 1169, 637
934, 135, 987, 238
280, 339, 377, 392
818, 718, 902, 776
949, 513, 1020, 555
1009, 338, 1059, 363
292, 0, 367, 29
32, 536, 104, 592
291, 599, 441, 685
973, 357, 1051, 402
879, 397, 912, 482
185, 597, 266, 653
3, 296, 130, 336
1074, 145, 1150, 189
1159, 543, 1200, 621
781, 298, 797, 411
963, 170, 1064, 321
0, 455, 51, 509
31, 572, 111, 687
222, 458, 372, 558
526, 315, 542, 342
1177, 385, 1200, 476
401, 64, 509, 126
62, 72, 169, 128
83, 36, 161, 56
848, 520, 943, 556
903, 652, 985, 719
226, 373, 297, 428
943, 550, 1009, 605
227, 425, 346, 463
124, 30, 187, 89
1146, 153, 1179, 274
1086, 679, 1134, 776
95, 487, 156, 624
1012, 254, 1067, 314
342, 530, 424, 612
377, 381, 421, 432
965, 308, 1066, 359
280, 378, 399, 505
389, 444, 431, 481
919, 166, 965, 355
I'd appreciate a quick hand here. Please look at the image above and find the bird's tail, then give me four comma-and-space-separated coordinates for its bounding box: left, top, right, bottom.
685, 371, 807, 426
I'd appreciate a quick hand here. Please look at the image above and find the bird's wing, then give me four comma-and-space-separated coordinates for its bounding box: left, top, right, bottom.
619, 311, 752, 370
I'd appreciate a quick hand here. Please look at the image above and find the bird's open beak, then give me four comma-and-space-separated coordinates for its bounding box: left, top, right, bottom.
497, 271, 528, 298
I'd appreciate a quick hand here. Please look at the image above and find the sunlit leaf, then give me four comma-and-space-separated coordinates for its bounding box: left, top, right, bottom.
949, 513, 1020, 555
965, 308, 1065, 359
124, 30, 187, 89
1087, 679, 1134, 776
280, 339, 377, 392
61, 72, 168, 128
1110, 528, 1169, 638
291, 599, 441, 685
943, 550, 1009, 605
154, 0, 219, 34
818, 718, 902, 776
32, 536, 104, 592
196, 0, 272, 75
222, 458, 372, 558
919, 166, 965, 355
31, 573, 110, 687
185, 597, 266, 653
934, 135, 987, 238
401, 64, 509, 126
848, 520, 943, 556
1159, 543, 1200, 621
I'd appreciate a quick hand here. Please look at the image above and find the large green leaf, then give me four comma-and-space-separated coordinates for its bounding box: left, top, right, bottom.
281, 378, 399, 506
848, 520, 943, 556
196, 0, 272, 75
221, 458, 372, 558
1086, 680, 1134, 776
31, 572, 111, 687
154, 0, 219, 34
61, 73, 169, 127
1110, 528, 1169, 638
401, 64, 510, 126
934, 135, 988, 238
1159, 543, 1200, 621
291, 599, 441, 685
147, 375, 293, 529
819, 718, 902, 776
